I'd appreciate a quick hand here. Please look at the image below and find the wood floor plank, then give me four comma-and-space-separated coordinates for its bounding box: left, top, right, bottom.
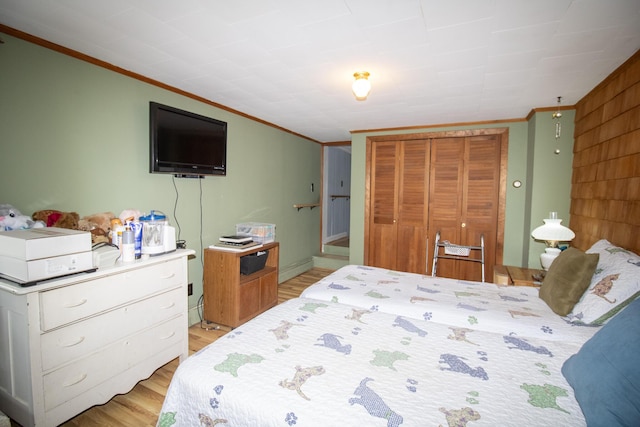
49, 267, 334, 427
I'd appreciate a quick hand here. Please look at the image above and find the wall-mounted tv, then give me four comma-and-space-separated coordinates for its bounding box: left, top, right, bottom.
150, 101, 227, 177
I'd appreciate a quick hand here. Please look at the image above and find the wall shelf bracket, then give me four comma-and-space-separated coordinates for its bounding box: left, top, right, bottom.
293, 203, 320, 211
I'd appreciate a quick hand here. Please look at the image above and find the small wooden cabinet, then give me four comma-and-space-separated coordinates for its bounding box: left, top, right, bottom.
493, 264, 545, 287
204, 242, 279, 328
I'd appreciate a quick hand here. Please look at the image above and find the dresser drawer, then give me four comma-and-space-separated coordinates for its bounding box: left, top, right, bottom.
39, 258, 185, 331
40, 287, 184, 371
43, 315, 184, 411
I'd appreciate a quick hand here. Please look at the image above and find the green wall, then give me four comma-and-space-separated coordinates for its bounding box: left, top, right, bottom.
0, 30, 577, 312
348, 112, 575, 270
526, 110, 576, 267
0, 33, 321, 325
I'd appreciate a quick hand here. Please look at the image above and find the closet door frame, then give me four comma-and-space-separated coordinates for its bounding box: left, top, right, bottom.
364, 128, 508, 272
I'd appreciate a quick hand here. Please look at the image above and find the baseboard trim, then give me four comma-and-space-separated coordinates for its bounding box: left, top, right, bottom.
188, 303, 203, 327
279, 258, 314, 282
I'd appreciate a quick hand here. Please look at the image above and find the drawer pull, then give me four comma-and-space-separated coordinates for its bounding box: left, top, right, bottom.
61, 336, 85, 347
64, 298, 88, 308
63, 373, 87, 387
161, 302, 176, 310
160, 331, 176, 340
160, 272, 176, 280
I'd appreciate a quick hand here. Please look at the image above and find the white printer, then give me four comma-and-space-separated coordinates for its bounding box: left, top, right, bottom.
0, 227, 94, 285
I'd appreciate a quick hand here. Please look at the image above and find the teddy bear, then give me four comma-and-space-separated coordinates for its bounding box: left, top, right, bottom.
78, 212, 116, 244
0, 203, 45, 231
32, 209, 80, 230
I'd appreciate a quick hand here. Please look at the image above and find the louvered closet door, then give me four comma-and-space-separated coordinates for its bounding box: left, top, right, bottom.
428, 135, 502, 282
428, 137, 465, 280
368, 141, 399, 269
396, 140, 429, 273
460, 135, 501, 281
368, 139, 429, 273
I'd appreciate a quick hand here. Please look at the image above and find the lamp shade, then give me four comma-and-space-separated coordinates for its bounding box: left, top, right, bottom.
352, 72, 371, 100
531, 218, 575, 246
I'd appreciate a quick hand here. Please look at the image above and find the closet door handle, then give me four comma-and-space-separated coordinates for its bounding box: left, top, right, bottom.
461, 223, 466, 228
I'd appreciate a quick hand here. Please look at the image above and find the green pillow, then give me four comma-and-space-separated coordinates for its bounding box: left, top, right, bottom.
539, 247, 599, 316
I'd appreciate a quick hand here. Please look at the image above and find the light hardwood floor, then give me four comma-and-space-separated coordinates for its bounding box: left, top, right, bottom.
50, 267, 334, 427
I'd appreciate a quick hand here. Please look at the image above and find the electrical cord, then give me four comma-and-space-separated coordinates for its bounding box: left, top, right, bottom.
172, 174, 219, 330
171, 175, 182, 242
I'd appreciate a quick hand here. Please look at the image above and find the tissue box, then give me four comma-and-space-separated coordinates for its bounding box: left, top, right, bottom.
235, 222, 275, 244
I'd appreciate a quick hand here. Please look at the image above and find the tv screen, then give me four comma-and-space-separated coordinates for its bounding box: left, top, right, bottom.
150, 102, 227, 177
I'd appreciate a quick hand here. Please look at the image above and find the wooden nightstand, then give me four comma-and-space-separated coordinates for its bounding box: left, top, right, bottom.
493, 265, 545, 287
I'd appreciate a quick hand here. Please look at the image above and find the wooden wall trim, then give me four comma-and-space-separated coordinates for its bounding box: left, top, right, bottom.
570, 49, 640, 254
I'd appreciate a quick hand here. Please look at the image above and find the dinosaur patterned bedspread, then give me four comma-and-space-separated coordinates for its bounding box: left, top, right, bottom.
158, 297, 587, 427
300, 265, 599, 343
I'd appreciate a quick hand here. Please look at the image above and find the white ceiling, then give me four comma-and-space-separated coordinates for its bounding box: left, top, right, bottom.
1, 0, 639, 142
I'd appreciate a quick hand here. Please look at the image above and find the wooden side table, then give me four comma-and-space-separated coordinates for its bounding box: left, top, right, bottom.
493, 265, 545, 287
203, 242, 279, 328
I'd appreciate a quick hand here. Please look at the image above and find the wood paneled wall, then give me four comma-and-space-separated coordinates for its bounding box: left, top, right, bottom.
570, 49, 640, 254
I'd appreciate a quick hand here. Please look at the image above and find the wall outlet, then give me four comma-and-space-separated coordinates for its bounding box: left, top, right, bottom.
187, 283, 193, 296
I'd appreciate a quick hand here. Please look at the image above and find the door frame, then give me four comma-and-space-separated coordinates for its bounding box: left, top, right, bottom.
364, 127, 508, 268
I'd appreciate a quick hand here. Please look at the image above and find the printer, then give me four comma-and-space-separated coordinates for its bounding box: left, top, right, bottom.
0, 227, 94, 285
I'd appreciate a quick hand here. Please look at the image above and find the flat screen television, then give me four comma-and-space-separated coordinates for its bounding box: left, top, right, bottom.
150, 101, 227, 177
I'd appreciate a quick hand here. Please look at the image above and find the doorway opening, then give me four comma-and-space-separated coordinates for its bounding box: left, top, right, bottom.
322, 145, 351, 255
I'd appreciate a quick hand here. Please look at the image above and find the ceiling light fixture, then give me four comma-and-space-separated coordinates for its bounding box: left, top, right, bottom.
552, 96, 562, 154
352, 71, 371, 101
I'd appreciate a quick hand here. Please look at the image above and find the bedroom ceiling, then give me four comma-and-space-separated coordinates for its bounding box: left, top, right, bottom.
1, 0, 639, 143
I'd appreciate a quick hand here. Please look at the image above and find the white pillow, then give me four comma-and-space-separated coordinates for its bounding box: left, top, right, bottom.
565, 239, 640, 325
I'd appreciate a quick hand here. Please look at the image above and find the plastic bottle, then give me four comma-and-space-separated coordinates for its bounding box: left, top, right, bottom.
112, 225, 124, 249
121, 227, 135, 263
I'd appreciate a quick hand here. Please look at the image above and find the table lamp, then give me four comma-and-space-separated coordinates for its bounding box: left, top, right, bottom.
531, 212, 575, 270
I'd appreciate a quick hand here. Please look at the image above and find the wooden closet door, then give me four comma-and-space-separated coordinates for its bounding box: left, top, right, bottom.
368, 141, 399, 269
368, 139, 429, 273
428, 137, 465, 280
396, 140, 429, 273
460, 135, 501, 281
428, 135, 502, 282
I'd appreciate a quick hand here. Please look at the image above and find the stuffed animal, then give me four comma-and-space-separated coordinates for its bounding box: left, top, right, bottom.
78, 212, 115, 244
32, 209, 80, 230
0, 204, 45, 231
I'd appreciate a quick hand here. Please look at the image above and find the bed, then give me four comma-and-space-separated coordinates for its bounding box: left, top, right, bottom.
158, 239, 640, 426
299, 264, 597, 343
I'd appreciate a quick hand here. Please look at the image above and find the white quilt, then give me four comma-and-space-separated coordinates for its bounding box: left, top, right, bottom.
301, 265, 599, 343
158, 297, 587, 427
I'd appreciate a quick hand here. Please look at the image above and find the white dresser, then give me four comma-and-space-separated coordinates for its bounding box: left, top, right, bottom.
0, 249, 194, 427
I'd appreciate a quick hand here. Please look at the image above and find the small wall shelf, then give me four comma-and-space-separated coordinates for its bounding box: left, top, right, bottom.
293, 203, 320, 211
330, 194, 350, 201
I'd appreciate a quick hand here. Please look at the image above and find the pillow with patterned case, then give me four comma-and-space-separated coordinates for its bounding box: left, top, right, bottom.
565, 239, 640, 325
